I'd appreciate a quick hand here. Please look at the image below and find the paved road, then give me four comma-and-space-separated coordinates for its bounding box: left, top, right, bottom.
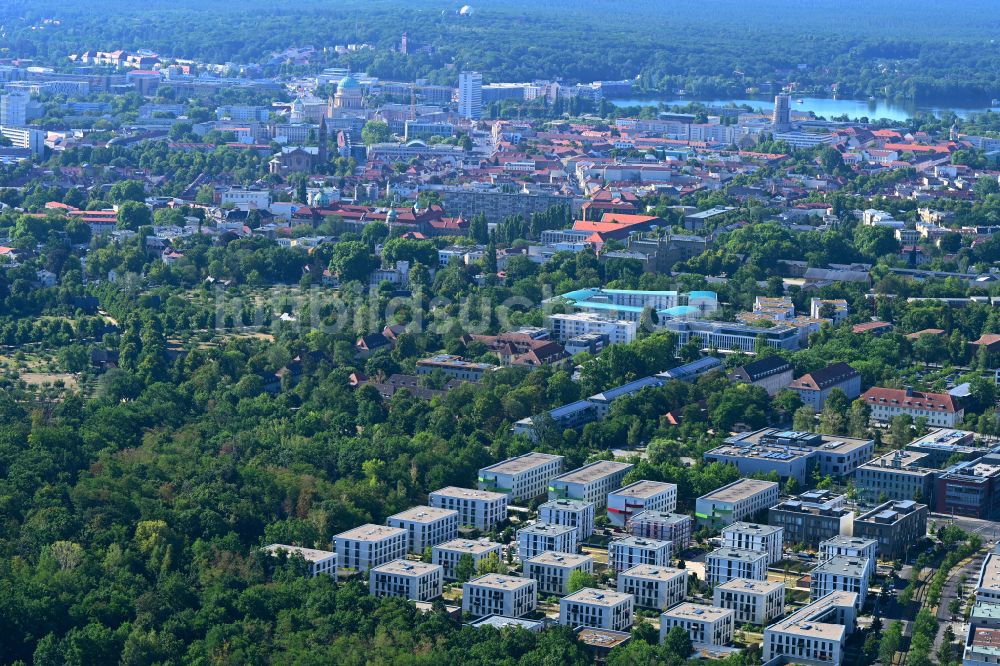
933, 548, 989, 653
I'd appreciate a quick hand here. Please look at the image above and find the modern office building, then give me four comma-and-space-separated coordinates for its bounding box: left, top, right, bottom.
369, 559, 443, 601
768, 491, 854, 548
462, 574, 537, 618
714, 578, 785, 625
627, 511, 694, 550
662, 319, 800, 353
706, 548, 769, 586
517, 522, 578, 560
607, 481, 678, 528
458, 70, 483, 120
560, 588, 634, 632
608, 536, 672, 573
547, 312, 638, 345
660, 603, 735, 647
763, 591, 858, 666
429, 487, 508, 531
852, 500, 928, 560
810, 556, 870, 609
935, 453, 1000, 520
332, 524, 408, 573
262, 544, 337, 577
431, 538, 502, 580
788, 363, 862, 411
478, 453, 564, 502
538, 498, 596, 541
772, 94, 792, 131
386, 506, 459, 554
855, 449, 937, 504
524, 551, 594, 596
415, 355, 496, 381
695, 479, 780, 529
617, 564, 688, 610
0, 91, 28, 126
556, 287, 718, 323
548, 460, 634, 508
721, 522, 784, 565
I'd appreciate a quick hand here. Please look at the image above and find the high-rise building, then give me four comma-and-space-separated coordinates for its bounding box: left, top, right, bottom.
0, 91, 29, 126
458, 71, 483, 120
772, 94, 791, 132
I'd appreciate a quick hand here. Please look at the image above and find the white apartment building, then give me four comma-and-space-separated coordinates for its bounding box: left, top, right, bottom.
706, 548, 769, 586
262, 544, 337, 577
819, 536, 877, 577
559, 588, 634, 632
524, 551, 594, 596
810, 556, 871, 609
458, 71, 483, 120
977, 545, 1000, 603
539, 498, 596, 541
462, 574, 537, 618
607, 480, 678, 528
548, 460, 635, 508
713, 578, 786, 625
219, 188, 270, 210
627, 511, 694, 550
695, 479, 780, 529
0, 92, 28, 126
386, 506, 459, 554
547, 312, 638, 345
478, 452, 564, 502
369, 559, 443, 602
608, 536, 672, 573
432, 538, 502, 580
660, 603, 735, 647
333, 524, 408, 573
617, 564, 687, 610
764, 591, 858, 666
429, 486, 508, 531
722, 522, 784, 565
517, 522, 578, 561
0, 125, 45, 156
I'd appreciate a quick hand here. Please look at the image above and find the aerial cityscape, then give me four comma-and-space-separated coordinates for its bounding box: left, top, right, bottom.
3, 0, 1000, 664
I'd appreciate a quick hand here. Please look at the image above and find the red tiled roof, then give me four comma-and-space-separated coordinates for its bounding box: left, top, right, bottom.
852, 321, 892, 333
861, 387, 959, 414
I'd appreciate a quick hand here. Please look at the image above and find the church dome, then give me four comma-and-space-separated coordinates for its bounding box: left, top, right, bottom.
386, 208, 398, 224
337, 74, 361, 91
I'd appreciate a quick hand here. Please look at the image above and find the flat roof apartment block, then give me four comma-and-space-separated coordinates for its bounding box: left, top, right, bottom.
263, 544, 337, 577
607, 480, 678, 528
429, 486, 508, 531
976, 545, 1000, 603
608, 536, 672, 573
763, 591, 858, 666
695, 479, 780, 529
548, 460, 634, 508
559, 588, 635, 632
722, 522, 784, 566
706, 548, 769, 586
369, 559, 443, 602
386, 506, 459, 554
852, 500, 928, 560
524, 551, 594, 596
810, 556, 871, 609
517, 522, 578, 561
660, 603, 735, 647
478, 452, 564, 502
627, 510, 694, 550
432, 538, 502, 580
819, 536, 877, 566
462, 574, 537, 618
539, 498, 596, 541
617, 564, 687, 610
333, 524, 408, 573
714, 578, 785, 626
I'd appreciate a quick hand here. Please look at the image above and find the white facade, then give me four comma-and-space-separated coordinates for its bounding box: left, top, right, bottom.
524, 551, 594, 596
220, 188, 270, 210
478, 452, 564, 502
539, 498, 596, 541
763, 591, 857, 666
722, 522, 784, 566
432, 538, 502, 580
695, 479, 780, 528
0, 92, 28, 126
810, 556, 870, 609
819, 536, 877, 572
429, 487, 508, 531
263, 544, 337, 577
714, 578, 785, 625
660, 603, 735, 647
627, 511, 694, 550
517, 522, 578, 561
607, 480, 678, 528
548, 460, 634, 508
706, 548, 769, 586
333, 524, 408, 573
608, 536, 672, 573
458, 71, 483, 120
559, 588, 634, 632
462, 574, 537, 618
386, 506, 459, 554
369, 559, 443, 601
617, 564, 687, 610
547, 312, 638, 345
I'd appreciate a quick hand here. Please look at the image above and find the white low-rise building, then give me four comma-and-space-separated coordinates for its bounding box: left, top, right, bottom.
608, 536, 672, 573
660, 603, 735, 647
559, 588, 634, 632
333, 524, 408, 573
539, 498, 596, 541
607, 480, 678, 528
819, 536, 877, 572
763, 591, 857, 666
548, 312, 638, 345
478, 452, 564, 502
976, 544, 1000, 603
810, 556, 871, 609
722, 522, 784, 566
695, 479, 780, 529
462, 574, 537, 618
548, 460, 635, 508
369, 559, 443, 601
525, 551, 594, 596
517, 522, 578, 561
627, 511, 693, 550
429, 486, 508, 531
706, 548, 769, 586
262, 544, 337, 577
432, 539, 502, 580
713, 578, 785, 625
617, 564, 687, 610
386, 506, 459, 554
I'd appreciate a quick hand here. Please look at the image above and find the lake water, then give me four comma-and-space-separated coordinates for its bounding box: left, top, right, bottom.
608, 96, 998, 122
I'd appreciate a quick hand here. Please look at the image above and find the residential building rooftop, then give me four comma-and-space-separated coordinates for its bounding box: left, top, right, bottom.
388, 506, 457, 523
552, 460, 633, 485
468, 574, 535, 590
813, 556, 870, 578
431, 486, 506, 501
701, 479, 779, 503
563, 588, 632, 607
767, 591, 858, 640
371, 559, 441, 576
435, 538, 500, 555
621, 564, 687, 581
715, 578, 783, 594
527, 551, 592, 567
480, 452, 562, 475
724, 522, 782, 537
335, 524, 407, 542
662, 602, 733, 621
263, 544, 336, 563
612, 480, 675, 499
709, 548, 769, 563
